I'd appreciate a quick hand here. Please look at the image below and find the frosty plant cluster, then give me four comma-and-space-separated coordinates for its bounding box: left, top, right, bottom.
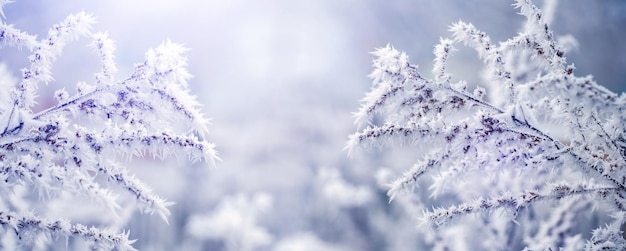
349, 0, 626, 250
0, 2, 217, 250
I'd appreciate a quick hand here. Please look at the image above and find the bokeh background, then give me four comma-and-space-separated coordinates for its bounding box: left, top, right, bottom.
1, 0, 625, 250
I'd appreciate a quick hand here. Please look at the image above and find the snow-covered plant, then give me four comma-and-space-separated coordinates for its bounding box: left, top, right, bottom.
0, 2, 217, 250
348, 0, 626, 250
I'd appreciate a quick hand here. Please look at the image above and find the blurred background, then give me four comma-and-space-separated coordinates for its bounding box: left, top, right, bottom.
1, 0, 625, 250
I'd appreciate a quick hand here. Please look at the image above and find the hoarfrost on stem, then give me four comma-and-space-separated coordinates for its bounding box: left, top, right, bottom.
0, 1, 218, 250
348, 0, 626, 249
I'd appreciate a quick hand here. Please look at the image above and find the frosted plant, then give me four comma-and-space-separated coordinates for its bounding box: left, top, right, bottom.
348, 0, 626, 250
0, 2, 217, 250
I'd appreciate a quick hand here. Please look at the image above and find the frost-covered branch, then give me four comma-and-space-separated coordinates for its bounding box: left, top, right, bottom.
349, 0, 626, 249
0, 211, 137, 251
0, 1, 217, 249
422, 185, 620, 228
90, 32, 118, 85
18, 11, 95, 109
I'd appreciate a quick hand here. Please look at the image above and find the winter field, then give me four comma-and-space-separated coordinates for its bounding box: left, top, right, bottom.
1, 0, 626, 250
